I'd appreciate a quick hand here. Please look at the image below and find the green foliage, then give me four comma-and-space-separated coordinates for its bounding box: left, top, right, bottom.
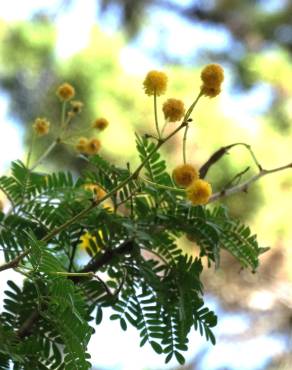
0, 135, 268, 369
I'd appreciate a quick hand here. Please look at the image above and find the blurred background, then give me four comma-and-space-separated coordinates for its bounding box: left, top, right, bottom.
0, 0, 291, 369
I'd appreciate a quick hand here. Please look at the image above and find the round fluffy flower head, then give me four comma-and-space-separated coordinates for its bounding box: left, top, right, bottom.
75, 137, 88, 154
0, 199, 3, 212
85, 138, 101, 155
84, 184, 106, 201
92, 118, 109, 131
143, 70, 168, 96
56, 82, 75, 101
186, 179, 212, 206
172, 164, 199, 188
201, 64, 224, 88
33, 117, 50, 136
163, 98, 185, 122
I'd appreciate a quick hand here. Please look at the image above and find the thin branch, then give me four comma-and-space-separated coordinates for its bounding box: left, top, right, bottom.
77, 239, 135, 275
68, 229, 84, 272
17, 239, 134, 338
113, 269, 127, 297
26, 132, 36, 168
30, 140, 58, 171
182, 124, 189, 164
41, 202, 96, 243
154, 91, 161, 139
209, 162, 292, 203
93, 274, 113, 297
144, 133, 159, 141
17, 310, 41, 339
140, 246, 170, 268
0, 249, 30, 272
224, 166, 250, 188
200, 142, 262, 179
141, 176, 184, 193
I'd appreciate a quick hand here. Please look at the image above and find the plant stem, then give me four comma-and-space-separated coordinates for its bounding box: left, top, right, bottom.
29, 100, 68, 171
242, 143, 262, 171
41, 202, 96, 243
140, 246, 170, 268
154, 91, 161, 139
0, 249, 31, 272
50, 271, 95, 277
200, 142, 263, 179
209, 162, 292, 203
30, 140, 58, 171
141, 176, 184, 192
182, 124, 189, 164
60, 101, 67, 129
26, 132, 36, 168
183, 91, 203, 123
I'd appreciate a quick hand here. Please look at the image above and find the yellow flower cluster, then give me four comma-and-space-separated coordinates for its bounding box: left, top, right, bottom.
92, 118, 109, 131
200, 64, 224, 98
75, 137, 87, 152
33, 118, 50, 136
84, 184, 106, 201
143, 70, 168, 96
162, 98, 185, 122
172, 164, 198, 188
56, 82, 75, 101
79, 231, 101, 256
76, 137, 101, 155
86, 138, 101, 155
172, 164, 212, 205
186, 179, 212, 206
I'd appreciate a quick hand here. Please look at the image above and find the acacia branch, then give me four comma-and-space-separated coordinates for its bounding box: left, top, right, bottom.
0, 95, 199, 274
17, 239, 134, 338
1, 161, 290, 274
0, 250, 30, 272
209, 162, 292, 203
199, 142, 262, 179
17, 309, 41, 339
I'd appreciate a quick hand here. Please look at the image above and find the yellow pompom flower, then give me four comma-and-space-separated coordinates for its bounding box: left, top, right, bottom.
0, 199, 4, 212
143, 70, 168, 96
162, 98, 185, 121
186, 179, 212, 206
85, 138, 101, 155
79, 232, 101, 256
84, 184, 106, 201
33, 118, 50, 136
56, 82, 75, 101
92, 118, 109, 131
76, 137, 88, 154
200, 64, 224, 98
172, 164, 199, 188
201, 64, 224, 88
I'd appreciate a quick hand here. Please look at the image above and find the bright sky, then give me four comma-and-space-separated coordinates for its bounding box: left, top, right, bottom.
0, 1, 286, 370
